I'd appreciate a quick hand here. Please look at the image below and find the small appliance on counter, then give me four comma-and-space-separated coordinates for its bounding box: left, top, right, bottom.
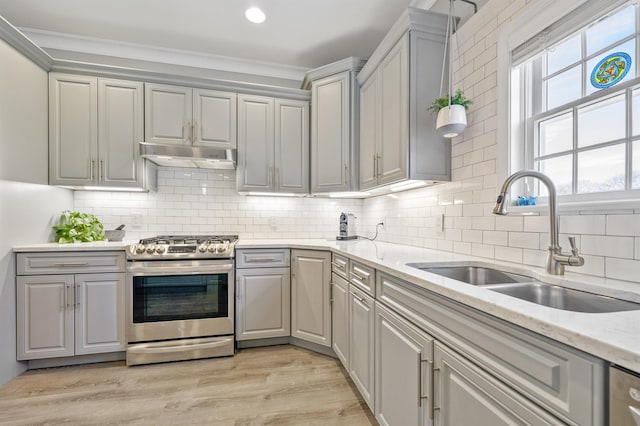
337, 212, 358, 240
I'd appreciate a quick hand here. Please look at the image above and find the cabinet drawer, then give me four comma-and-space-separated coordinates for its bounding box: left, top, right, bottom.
376, 272, 606, 426
331, 253, 349, 279
349, 260, 374, 297
17, 252, 125, 275
236, 249, 290, 268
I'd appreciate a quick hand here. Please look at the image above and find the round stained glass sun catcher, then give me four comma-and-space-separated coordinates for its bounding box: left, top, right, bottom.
590, 52, 632, 89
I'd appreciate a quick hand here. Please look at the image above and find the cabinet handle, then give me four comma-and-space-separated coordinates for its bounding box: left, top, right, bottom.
351, 292, 366, 304
75, 285, 81, 307
90, 159, 94, 181
193, 122, 198, 143
344, 164, 348, 185
246, 258, 278, 263
331, 261, 346, 269
373, 154, 377, 180
65, 284, 74, 309
351, 272, 367, 282
432, 365, 441, 413
268, 167, 273, 186
182, 122, 189, 143
275, 168, 280, 190
376, 154, 382, 178
99, 160, 104, 182
54, 262, 89, 267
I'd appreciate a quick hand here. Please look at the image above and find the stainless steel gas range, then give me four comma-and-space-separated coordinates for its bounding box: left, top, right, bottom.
125, 235, 238, 366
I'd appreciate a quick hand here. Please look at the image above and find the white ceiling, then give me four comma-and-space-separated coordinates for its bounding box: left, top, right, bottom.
0, 0, 485, 81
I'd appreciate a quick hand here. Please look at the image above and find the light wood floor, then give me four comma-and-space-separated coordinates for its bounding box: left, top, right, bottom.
0, 345, 377, 425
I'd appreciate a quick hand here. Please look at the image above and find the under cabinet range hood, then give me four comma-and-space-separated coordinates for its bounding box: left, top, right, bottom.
140, 142, 236, 169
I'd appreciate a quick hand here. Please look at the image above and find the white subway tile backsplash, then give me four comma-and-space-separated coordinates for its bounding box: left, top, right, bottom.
494, 216, 523, 232
581, 235, 634, 259
508, 232, 540, 249
605, 258, 640, 282
559, 215, 606, 235
494, 246, 523, 263
607, 215, 640, 236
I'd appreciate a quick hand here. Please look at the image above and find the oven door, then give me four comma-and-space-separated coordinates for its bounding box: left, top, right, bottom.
126, 259, 234, 343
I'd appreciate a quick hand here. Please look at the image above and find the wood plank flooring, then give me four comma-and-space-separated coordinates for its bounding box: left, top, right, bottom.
0, 345, 377, 425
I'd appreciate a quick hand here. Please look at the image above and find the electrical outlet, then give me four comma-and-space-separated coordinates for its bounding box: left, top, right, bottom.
131, 214, 143, 228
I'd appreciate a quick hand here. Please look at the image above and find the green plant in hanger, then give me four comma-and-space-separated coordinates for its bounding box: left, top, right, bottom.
427, 89, 472, 114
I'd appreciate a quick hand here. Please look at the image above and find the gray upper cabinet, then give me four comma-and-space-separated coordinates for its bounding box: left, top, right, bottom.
49, 73, 144, 189
358, 8, 451, 191
237, 94, 309, 194
145, 83, 237, 149
306, 58, 365, 194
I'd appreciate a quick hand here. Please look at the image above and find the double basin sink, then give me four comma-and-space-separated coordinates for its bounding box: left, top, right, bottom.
407, 264, 640, 313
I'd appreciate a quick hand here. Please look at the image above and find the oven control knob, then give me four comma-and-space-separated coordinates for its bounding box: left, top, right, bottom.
198, 244, 207, 253
146, 245, 156, 254
135, 244, 146, 254
208, 244, 217, 253
216, 244, 226, 253
155, 246, 166, 254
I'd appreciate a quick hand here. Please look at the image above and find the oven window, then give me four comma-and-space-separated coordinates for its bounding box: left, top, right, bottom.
132, 274, 228, 323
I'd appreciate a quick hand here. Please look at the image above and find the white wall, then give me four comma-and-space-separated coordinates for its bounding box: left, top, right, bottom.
0, 38, 74, 386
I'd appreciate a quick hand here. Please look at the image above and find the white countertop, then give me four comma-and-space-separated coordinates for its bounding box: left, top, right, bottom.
14, 238, 640, 372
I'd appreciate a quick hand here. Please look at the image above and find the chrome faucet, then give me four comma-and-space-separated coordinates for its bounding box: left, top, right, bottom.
493, 170, 584, 275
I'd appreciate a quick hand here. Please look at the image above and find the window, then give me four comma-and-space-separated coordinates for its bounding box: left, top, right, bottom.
509, 1, 640, 204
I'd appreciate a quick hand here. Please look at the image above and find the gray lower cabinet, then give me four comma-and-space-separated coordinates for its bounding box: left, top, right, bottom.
16, 251, 126, 360
434, 343, 564, 426
331, 272, 349, 367
375, 301, 433, 426
235, 249, 291, 340
349, 285, 375, 411
291, 250, 332, 347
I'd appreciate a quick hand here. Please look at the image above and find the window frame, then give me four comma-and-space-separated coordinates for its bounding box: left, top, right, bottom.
497, 0, 640, 212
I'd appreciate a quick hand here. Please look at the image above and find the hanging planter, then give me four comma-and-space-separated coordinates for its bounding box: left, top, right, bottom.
428, 89, 472, 138
430, 0, 473, 139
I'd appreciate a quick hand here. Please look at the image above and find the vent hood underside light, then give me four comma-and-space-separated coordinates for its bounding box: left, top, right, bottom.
140, 142, 236, 170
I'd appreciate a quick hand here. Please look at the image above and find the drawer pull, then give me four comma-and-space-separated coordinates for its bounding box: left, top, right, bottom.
246, 258, 278, 263
54, 262, 89, 267
331, 262, 346, 269
351, 273, 367, 281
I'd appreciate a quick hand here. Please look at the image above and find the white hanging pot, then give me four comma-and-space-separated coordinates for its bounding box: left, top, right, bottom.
436, 104, 467, 138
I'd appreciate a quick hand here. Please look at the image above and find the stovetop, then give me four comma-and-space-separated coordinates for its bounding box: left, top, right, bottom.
126, 235, 238, 260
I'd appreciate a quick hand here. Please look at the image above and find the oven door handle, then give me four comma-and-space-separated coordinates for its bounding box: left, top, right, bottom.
127, 263, 233, 276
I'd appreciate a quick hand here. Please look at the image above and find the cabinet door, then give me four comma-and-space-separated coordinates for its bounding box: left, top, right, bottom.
349, 286, 375, 411
331, 273, 349, 368
434, 343, 564, 426
98, 79, 144, 187
193, 89, 237, 149
74, 273, 125, 355
291, 250, 332, 347
359, 72, 379, 190
311, 72, 350, 193
49, 73, 97, 186
144, 83, 192, 145
16, 275, 75, 360
275, 99, 309, 194
378, 35, 409, 186
236, 267, 291, 340
237, 94, 275, 192
375, 302, 433, 426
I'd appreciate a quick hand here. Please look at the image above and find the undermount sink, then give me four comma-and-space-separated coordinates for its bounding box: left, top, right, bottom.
406, 264, 536, 285
485, 282, 640, 313
407, 263, 640, 313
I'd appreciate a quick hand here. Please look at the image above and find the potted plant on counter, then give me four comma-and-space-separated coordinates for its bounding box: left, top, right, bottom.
428, 89, 472, 138
53, 210, 106, 243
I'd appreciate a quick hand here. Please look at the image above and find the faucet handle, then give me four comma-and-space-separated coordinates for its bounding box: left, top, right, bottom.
568, 236, 581, 256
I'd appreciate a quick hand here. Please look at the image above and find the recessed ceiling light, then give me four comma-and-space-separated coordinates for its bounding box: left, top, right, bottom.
245, 7, 266, 24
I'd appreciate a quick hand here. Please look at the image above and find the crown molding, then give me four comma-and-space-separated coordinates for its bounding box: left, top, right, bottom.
0, 17, 52, 70
357, 7, 447, 83
20, 27, 310, 83
301, 57, 367, 90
